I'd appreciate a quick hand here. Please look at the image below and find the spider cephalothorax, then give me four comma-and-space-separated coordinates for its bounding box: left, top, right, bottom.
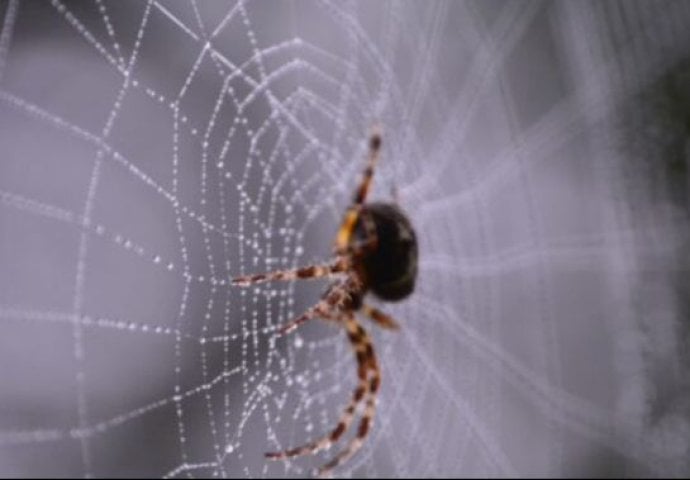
232, 127, 417, 476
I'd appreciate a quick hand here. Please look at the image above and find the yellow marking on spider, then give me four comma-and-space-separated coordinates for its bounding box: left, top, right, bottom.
336, 209, 359, 251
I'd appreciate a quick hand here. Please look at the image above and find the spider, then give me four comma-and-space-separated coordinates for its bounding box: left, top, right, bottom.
231, 127, 418, 477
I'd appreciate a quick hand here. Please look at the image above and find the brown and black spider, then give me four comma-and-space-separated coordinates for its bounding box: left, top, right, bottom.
231, 127, 418, 477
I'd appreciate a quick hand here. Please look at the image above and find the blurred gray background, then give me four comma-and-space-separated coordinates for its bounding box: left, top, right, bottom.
1, 0, 690, 477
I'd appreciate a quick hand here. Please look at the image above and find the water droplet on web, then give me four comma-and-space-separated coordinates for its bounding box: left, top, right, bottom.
294, 336, 303, 349
225, 444, 234, 454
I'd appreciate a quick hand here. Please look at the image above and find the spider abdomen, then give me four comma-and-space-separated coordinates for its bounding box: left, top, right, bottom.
355, 202, 418, 301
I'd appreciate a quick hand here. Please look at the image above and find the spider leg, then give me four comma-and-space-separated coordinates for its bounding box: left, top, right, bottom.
334, 126, 382, 253
275, 302, 332, 336
231, 257, 347, 287
362, 304, 400, 331
315, 313, 380, 478
315, 394, 377, 478
264, 371, 367, 460
275, 277, 357, 335
265, 313, 379, 471
353, 125, 382, 207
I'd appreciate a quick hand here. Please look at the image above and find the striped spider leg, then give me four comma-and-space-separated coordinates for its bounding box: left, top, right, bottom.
333, 125, 382, 255
265, 310, 381, 479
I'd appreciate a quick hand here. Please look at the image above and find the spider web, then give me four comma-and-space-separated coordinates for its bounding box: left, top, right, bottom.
1, 0, 690, 477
